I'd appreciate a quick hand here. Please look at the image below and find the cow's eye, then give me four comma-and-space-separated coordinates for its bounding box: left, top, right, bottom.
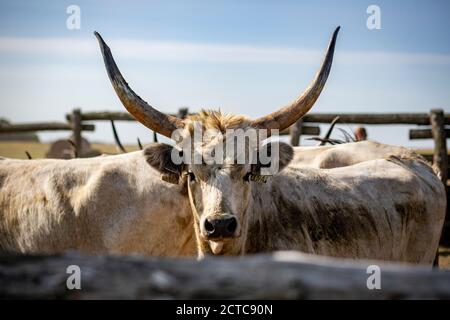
244, 173, 268, 183
187, 171, 196, 182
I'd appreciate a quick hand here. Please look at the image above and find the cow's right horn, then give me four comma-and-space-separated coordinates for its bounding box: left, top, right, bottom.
94, 32, 184, 138
251, 26, 340, 132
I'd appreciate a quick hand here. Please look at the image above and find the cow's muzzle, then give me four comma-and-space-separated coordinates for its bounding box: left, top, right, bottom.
202, 215, 238, 240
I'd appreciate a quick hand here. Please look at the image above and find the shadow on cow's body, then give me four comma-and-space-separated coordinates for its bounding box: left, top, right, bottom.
241, 157, 445, 264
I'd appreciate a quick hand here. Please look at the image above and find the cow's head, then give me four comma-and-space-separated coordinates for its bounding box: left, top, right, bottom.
95, 27, 339, 256
143, 115, 295, 255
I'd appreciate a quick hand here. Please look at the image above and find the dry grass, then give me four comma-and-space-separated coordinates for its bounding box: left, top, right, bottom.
0, 141, 49, 159
0, 141, 140, 159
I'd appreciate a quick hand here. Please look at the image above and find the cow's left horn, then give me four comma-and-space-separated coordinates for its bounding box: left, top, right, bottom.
251, 26, 340, 132
94, 32, 184, 138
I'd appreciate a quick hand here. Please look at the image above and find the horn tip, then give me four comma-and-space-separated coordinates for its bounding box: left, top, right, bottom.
334, 26, 341, 37
93, 31, 105, 44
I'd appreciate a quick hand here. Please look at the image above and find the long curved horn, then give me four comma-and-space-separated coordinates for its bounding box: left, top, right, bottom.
318, 116, 340, 146
251, 27, 340, 131
137, 137, 143, 150
110, 119, 127, 153
94, 32, 184, 138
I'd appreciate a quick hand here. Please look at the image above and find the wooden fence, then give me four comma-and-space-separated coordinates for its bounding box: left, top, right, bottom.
63, 107, 449, 182
290, 109, 449, 184
1, 251, 450, 299
0, 121, 95, 133
64, 108, 321, 150
1, 107, 448, 183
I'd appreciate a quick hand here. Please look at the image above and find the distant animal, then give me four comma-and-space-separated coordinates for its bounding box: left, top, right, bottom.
354, 126, 367, 141
45, 137, 102, 159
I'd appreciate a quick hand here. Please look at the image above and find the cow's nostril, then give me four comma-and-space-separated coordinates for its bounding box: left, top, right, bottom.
204, 219, 215, 233
227, 218, 237, 233
203, 216, 238, 238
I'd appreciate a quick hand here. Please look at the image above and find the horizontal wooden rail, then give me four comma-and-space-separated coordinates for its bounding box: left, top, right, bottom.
281, 125, 320, 136
66, 110, 191, 122
410, 128, 450, 140
66, 111, 320, 136
1, 251, 449, 299
66, 111, 450, 125
66, 111, 136, 122
0, 122, 95, 133
302, 113, 450, 125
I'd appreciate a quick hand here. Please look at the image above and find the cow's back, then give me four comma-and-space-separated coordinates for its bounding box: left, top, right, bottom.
293, 141, 420, 169
0, 152, 195, 256
249, 157, 446, 265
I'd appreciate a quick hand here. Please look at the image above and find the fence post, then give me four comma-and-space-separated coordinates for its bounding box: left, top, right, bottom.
290, 119, 303, 146
430, 108, 448, 266
430, 109, 448, 184
71, 108, 82, 157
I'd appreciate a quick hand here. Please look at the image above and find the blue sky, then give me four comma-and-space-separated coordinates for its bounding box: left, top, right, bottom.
0, 0, 449, 147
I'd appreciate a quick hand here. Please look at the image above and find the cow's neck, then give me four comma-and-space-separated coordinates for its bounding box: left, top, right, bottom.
241, 175, 312, 254
241, 168, 388, 257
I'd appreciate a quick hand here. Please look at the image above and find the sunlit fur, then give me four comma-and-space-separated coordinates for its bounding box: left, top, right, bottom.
185, 110, 251, 133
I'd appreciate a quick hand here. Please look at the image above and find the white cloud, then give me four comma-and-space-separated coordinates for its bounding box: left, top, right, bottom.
1, 37, 450, 65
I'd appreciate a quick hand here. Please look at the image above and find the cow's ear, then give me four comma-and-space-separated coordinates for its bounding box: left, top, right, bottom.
252, 141, 293, 175
144, 143, 184, 184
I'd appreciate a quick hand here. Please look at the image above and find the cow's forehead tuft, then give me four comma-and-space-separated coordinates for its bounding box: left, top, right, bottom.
186, 110, 251, 132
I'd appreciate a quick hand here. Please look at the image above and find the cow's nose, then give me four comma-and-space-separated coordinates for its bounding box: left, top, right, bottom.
204, 216, 238, 239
